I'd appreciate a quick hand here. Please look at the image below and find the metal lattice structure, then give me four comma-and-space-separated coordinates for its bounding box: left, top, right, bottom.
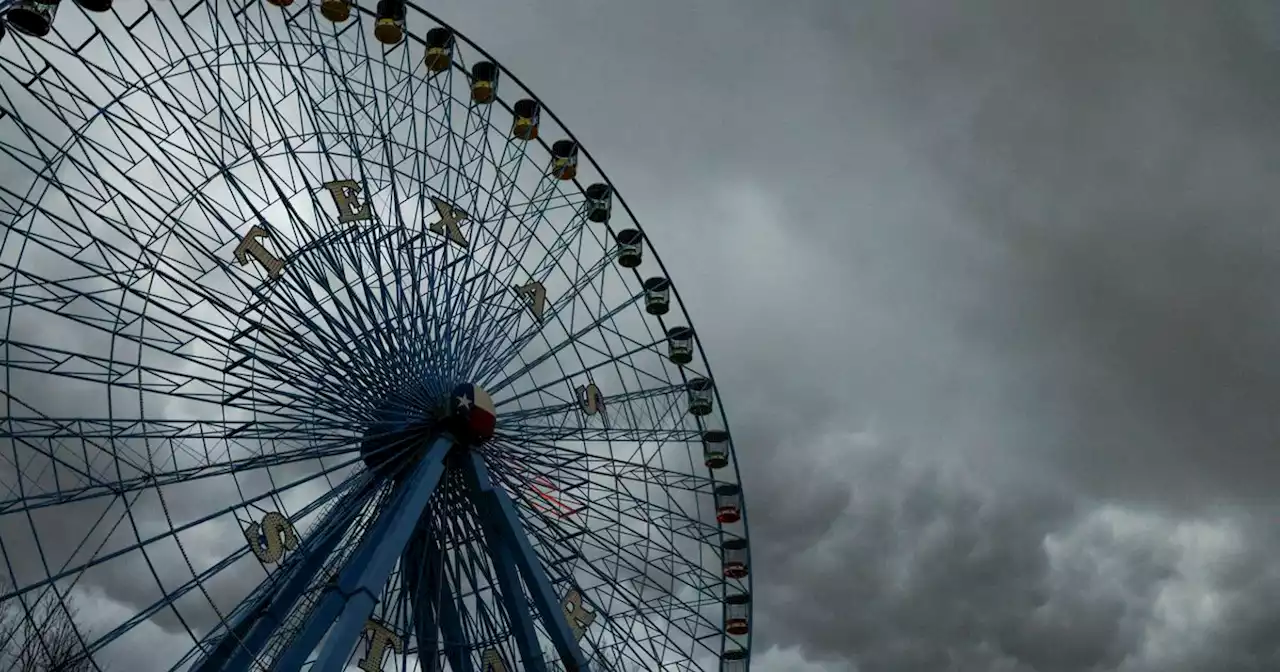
0, 1, 751, 671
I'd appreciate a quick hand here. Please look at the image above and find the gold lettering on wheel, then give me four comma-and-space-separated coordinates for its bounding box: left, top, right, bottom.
429, 195, 470, 248
562, 589, 596, 642
357, 620, 403, 672
514, 281, 546, 321
323, 179, 373, 223
481, 648, 506, 672
244, 511, 299, 564
233, 225, 284, 278
576, 383, 603, 416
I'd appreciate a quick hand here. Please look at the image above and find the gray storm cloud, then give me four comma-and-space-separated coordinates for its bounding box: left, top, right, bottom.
435, 0, 1280, 669
3, 1, 1278, 670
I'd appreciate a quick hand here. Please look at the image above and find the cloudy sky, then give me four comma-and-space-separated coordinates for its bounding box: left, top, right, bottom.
422, 1, 1279, 669
4, 1, 1280, 670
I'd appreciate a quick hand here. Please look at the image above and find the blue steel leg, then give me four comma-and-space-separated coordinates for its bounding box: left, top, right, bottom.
465, 453, 591, 672
204, 517, 347, 670
403, 523, 442, 671
462, 456, 547, 672
194, 478, 375, 671
274, 435, 454, 672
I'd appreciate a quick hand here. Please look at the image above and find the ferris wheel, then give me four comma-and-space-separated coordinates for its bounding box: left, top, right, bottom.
0, 1, 753, 670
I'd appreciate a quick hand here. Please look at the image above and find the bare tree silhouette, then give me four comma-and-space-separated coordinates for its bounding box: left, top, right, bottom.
1, 578, 96, 672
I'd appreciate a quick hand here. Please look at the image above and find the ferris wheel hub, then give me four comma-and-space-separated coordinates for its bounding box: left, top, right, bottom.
359, 382, 496, 476
444, 382, 497, 446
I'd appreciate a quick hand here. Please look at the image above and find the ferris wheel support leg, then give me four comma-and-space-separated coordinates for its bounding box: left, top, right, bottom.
463, 454, 548, 672
403, 530, 443, 670
464, 452, 592, 672
193, 528, 342, 671
274, 435, 455, 672
194, 479, 376, 671
435, 562, 476, 672
207, 514, 351, 670
404, 527, 474, 672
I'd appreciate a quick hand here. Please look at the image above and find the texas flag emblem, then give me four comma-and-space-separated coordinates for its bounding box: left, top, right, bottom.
451, 383, 497, 442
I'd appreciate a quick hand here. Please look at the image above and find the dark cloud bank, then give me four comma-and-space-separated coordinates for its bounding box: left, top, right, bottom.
5, 1, 1278, 670
443, 0, 1279, 670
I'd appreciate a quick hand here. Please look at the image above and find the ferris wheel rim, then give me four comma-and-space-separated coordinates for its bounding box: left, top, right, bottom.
0, 1, 754, 668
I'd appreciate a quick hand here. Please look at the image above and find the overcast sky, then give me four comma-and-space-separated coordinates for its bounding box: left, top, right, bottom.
5, 1, 1280, 670
423, 1, 1280, 670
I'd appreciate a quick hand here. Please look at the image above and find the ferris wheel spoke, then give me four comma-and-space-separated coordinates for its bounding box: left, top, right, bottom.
263, 16, 398, 166
79, 469, 364, 664
435, 124, 527, 376
1, 450, 363, 609
471, 239, 632, 381
523, 518, 721, 663
484, 286, 647, 395
224, 248, 437, 411
448, 482, 525, 656
488, 474, 714, 667
0, 415, 350, 441
496, 425, 700, 444
390, 75, 457, 385
469, 257, 632, 386
442, 72, 496, 216
0, 142, 234, 297
491, 334, 670, 414
457, 453, 593, 671
491, 456, 721, 569
432, 475, 536, 669
384, 67, 477, 383
0, 246, 241, 358
0, 486, 144, 663
0, 428, 359, 516
462, 174, 582, 314
499, 382, 685, 420
256, 485, 399, 666
262, 252, 402, 384
154, 37, 413, 359
92, 32, 287, 179
0, 274, 359, 425
227, 199, 486, 409
0, 166, 370, 403
238, 13, 423, 225
438, 122, 543, 347
273, 436, 451, 672
216, 16, 435, 367
415, 62, 455, 179
434, 494, 521, 668
1, 336, 245, 395
446, 173, 567, 370
471, 128, 531, 229
491, 437, 714, 495
451, 464, 550, 669
429, 539, 478, 671
457, 104, 506, 226
428, 66, 462, 201
0, 337, 347, 421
